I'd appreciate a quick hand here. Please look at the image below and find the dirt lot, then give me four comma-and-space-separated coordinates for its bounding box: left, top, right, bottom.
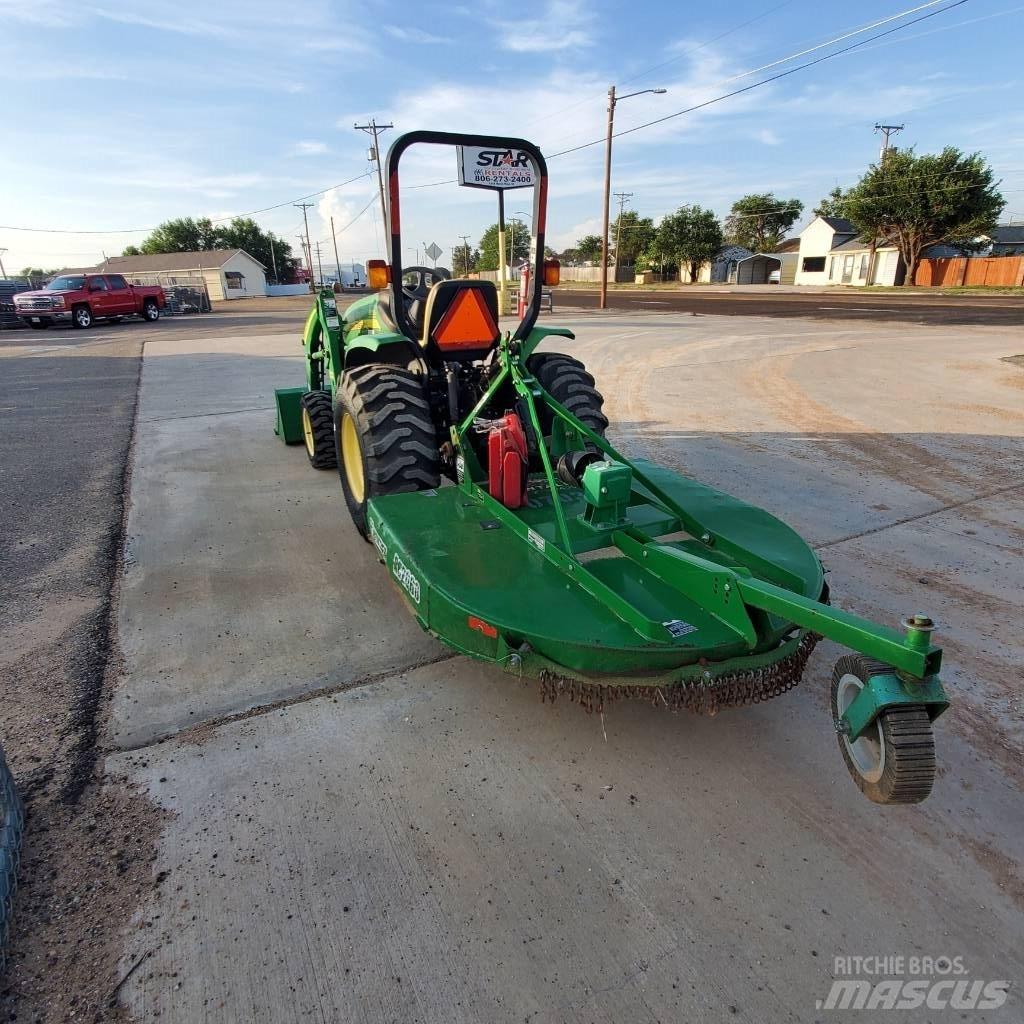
1, 308, 1022, 1021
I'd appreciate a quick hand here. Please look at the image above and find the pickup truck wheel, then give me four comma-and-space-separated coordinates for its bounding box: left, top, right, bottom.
72, 305, 93, 329
142, 300, 160, 322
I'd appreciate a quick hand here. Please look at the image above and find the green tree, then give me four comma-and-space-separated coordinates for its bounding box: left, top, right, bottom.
476, 220, 530, 271
652, 205, 723, 282
843, 146, 1004, 285
139, 216, 220, 253
813, 187, 851, 220
453, 244, 479, 276
572, 234, 603, 264
610, 211, 655, 266
219, 217, 292, 282
724, 193, 803, 252
130, 215, 293, 281
19, 266, 60, 280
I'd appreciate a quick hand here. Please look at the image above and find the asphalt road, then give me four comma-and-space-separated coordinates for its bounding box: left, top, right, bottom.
559, 287, 1024, 325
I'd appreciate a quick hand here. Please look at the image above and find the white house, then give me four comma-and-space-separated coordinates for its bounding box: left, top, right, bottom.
96, 249, 268, 300
795, 217, 905, 286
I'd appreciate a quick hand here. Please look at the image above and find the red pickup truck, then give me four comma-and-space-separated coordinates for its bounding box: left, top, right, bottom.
15, 273, 166, 329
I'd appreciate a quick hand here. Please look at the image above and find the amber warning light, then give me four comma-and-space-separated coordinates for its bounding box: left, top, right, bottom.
543, 258, 560, 286
367, 260, 391, 290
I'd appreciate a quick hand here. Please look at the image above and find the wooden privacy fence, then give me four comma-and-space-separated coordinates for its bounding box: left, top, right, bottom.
915, 256, 1024, 287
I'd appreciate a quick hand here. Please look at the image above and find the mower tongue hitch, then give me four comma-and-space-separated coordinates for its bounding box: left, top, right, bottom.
274, 129, 949, 805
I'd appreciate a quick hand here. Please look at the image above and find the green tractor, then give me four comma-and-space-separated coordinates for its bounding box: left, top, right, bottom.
275, 130, 948, 804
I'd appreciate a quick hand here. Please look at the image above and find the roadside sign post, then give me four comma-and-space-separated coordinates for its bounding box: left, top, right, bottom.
456, 145, 537, 316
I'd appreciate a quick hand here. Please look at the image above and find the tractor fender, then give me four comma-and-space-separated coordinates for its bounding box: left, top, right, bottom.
521, 325, 575, 360
345, 331, 426, 374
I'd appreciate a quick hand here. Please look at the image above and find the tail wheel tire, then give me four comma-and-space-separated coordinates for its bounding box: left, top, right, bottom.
831, 655, 936, 804
142, 301, 160, 322
335, 365, 440, 538
72, 305, 92, 329
299, 390, 336, 469
527, 352, 609, 439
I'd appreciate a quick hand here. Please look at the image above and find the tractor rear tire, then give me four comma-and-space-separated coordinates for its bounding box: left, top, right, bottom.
831, 655, 936, 804
528, 352, 608, 438
335, 365, 440, 538
300, 390, 336, 469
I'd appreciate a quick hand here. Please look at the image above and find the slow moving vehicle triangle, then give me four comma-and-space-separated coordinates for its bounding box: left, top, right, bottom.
434, 288, 498, 349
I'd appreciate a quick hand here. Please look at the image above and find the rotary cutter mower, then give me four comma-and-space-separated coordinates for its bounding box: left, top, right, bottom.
275, 131, 949, 804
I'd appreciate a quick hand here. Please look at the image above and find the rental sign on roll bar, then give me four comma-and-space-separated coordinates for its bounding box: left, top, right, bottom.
456, 147, 537, 190
457, 146, 538, 315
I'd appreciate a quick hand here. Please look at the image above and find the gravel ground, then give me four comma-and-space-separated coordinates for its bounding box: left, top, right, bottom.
0, 335, 165, 1022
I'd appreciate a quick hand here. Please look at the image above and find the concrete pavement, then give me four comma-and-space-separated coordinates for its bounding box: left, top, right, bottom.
108, 315, 1023, 1021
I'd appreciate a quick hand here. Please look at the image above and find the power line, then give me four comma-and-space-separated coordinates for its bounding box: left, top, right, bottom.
548, 0, 969, 159
0, 170, 372, 235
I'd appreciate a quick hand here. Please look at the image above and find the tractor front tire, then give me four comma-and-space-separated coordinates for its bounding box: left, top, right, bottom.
300, 390, 336, 469
528, 352, 609, 438
831, 655, 936, 804
335, 365, 440, 538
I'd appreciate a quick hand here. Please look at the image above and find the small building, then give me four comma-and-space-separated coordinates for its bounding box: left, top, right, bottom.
95, 249, 268, 300
983, 225, 1024, 256
695, 245, 754, 283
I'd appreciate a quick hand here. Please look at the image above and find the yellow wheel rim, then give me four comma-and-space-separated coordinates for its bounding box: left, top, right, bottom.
301, 406, 316, 457
341, 412, 365, 503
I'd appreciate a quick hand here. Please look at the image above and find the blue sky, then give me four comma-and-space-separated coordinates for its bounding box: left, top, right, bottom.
1, 0, 1022, 273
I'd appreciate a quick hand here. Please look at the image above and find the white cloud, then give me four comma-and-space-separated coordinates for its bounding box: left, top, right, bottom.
290, 140, 330, 157
495, 0, 593, 53
384, 26, 448, 45
755, 129, 781, 146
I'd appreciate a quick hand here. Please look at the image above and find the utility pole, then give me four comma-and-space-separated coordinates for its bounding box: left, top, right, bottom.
459, 234, 471, 277
294, 201, 315, 288
314, 241, 324, 286
297, 235, 311, 285
0, 248, 7, 279
330, 216, 341, 284
874, 123, 904, 162
612, 191, 633, 271
268, 238, 279, 283
600, 85, 666, 309
600, 86, 616, 311
354, 119, 394, 237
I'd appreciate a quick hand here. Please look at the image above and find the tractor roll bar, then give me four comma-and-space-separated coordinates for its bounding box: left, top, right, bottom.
383, 130, 550, 342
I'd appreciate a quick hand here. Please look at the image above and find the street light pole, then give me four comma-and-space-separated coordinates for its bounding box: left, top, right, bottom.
599, 86, 666, 310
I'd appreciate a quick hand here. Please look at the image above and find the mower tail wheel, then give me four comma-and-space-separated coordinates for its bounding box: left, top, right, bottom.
831, 655, 936, 805
528, 352, 609, 439
300, 390, 336, 469
335, 365, 440, 538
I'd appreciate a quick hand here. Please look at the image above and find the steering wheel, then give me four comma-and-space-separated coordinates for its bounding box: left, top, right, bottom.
401, 266, 451, 332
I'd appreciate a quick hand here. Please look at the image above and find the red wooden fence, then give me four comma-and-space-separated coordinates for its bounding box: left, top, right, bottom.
915, 256, 1024, 287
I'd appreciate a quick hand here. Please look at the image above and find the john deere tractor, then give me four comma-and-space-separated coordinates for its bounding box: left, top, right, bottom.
275, 130, 949, 805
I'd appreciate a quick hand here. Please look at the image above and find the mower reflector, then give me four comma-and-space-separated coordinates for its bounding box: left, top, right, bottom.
488, 413, 528, 509
433, 287, 499, 350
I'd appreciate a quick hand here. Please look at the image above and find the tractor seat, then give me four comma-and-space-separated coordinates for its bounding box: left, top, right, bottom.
421, 280, 500, 360
376, 292, 429, 337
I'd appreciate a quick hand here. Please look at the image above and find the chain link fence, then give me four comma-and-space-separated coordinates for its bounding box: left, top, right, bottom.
119, 273, 212, 314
